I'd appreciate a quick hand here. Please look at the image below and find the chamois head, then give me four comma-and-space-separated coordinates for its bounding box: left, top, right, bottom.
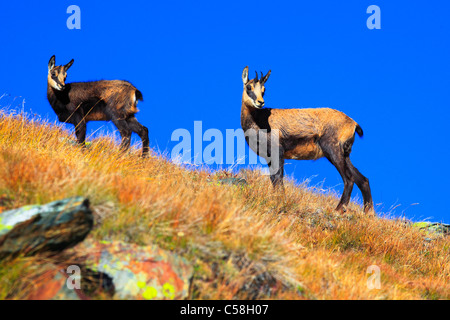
241, 66, 271, 109
47, 55, 74, 91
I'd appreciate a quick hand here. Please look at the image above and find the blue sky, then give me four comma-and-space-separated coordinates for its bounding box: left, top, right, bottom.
1, 1, 449, 222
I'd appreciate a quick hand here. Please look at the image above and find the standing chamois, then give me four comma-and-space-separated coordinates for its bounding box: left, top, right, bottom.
47, 55, 149, 156
241, 67, 373, 213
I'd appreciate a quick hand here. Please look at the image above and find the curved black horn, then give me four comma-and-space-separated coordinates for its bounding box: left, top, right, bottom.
254, 71, 259, 82
261, 70, 271, 84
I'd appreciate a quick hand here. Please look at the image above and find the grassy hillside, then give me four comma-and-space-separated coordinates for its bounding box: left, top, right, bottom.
0, 111, 448, 300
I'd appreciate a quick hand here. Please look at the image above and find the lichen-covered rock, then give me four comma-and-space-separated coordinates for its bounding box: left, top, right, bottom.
25, 263, 115, 300
413, 222, 450, 236
0, 197, 93, 260
75, 240, 193, 300
217, 177, 248, 186
59, 137, 92, 147
25, 264, 83, 300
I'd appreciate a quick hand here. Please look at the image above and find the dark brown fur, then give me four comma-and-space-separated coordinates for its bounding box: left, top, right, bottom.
47, 56, 149, 156
241, 67, 373, 213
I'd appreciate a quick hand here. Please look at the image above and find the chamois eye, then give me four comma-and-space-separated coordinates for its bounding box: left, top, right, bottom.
246, 85, 252, 91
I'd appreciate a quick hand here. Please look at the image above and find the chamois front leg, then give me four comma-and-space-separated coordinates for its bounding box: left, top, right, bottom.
74, 119, 87, 147
269, 156, 285, 190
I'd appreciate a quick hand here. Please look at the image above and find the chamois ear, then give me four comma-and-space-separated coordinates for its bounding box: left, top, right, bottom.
242, 66, 249, 85
48, 55, 56, 71
261, 70, 271, 85
64, 59, 74, 71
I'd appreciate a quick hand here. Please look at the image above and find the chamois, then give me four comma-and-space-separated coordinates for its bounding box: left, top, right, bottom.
47, 55, 149, 156
241, 67, 373, 213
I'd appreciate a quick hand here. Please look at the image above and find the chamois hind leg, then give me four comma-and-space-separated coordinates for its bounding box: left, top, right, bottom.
126, 116, 149, 157
320, 140, 354, 213
344, 157, 374, 213
112, 118, 132, 152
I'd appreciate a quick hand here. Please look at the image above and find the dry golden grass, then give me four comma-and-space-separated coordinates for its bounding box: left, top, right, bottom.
0, 111, 448, 300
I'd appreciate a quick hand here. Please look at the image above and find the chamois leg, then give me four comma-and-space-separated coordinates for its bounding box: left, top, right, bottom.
126, 116, 149, 157
74, 120, 87, 147
112, 119, 132, 152
262, 132, 284, 190
269, 157, 285, 190
344, 157, 374, 213
320, 141, 354, 213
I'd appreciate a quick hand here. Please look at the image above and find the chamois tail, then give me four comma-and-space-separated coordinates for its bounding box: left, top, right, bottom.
135, 89, 143, 102
355, 124, 364, 138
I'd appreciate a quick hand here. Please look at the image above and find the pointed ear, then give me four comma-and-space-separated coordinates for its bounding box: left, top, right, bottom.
242, 66, 249, 84
261, 70, 271, 85
64, 59, 74, 71
48, 55, 55, 71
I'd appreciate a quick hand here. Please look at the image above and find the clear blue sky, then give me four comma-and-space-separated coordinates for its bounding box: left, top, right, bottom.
1, 1, 449, 222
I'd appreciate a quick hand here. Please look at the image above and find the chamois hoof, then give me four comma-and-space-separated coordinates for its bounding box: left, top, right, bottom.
364, 205, 376, 217
334, 205, 347, 213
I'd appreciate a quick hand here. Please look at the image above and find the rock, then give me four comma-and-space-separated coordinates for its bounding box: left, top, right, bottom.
25, 263, 115, 300
24, 264, 113, 300
75, 240, 193, 300
191, 242, 290, 299
413, 222, 450, 236
229, 253, 285, 299
59, 137, 92, 147
217, 177, 248, 186
0, 197, 93, 260
25, 264, 83, 300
